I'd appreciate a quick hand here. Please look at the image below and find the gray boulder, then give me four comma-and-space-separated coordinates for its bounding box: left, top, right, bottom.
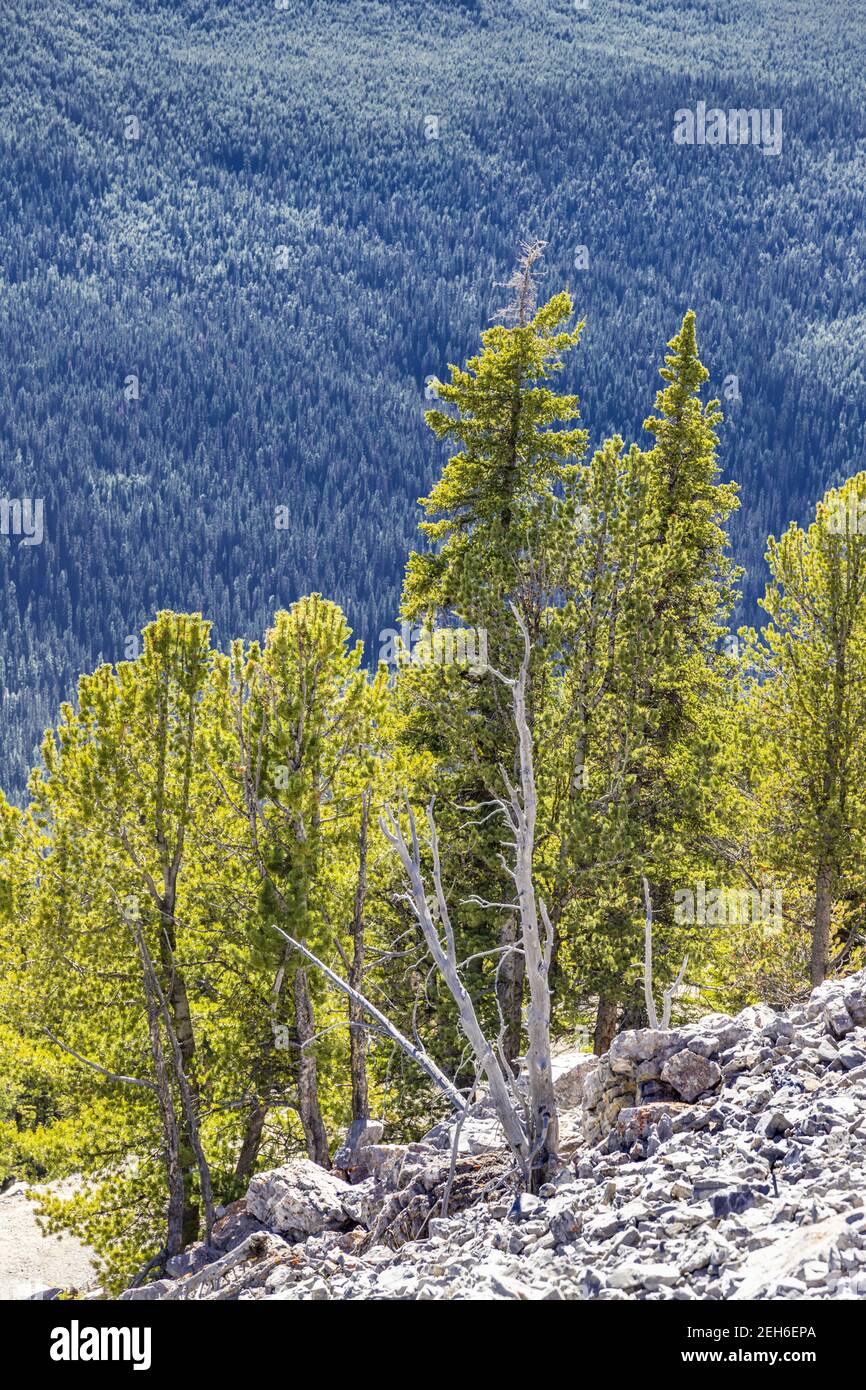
609, 1028, 676, 1073
843, 984, 866, 1026
211, 1197, 269, 1253
615, 1101, 689, 1138
824, 1000, 855, 1040
339, 1176, 382, 1228
246, 1159, 351, 1238
551, 1050, 599, 1109
357, 1143, 412, 1182
661, 1049, 722, 1103
735, 1003, 777, 1030
165, 1243, 221, 1278
120, 1279, 174, 1301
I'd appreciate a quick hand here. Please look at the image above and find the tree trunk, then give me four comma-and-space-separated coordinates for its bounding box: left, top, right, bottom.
234, 1096, 268, 1189
158, 899, 197, 1081
441, 970, 530, 1173
593, 994, 618, 1055
496, 913, 525, 1075
136, 935, 185, 1257
293, 968, 331, 1167
521, 918, 558, 1191
349, 791, 370, 1120
511, 622, 559, 1188
235, 946, 293, 1188
811, 861, 833, 987
157, 898, 200, 1242
137, 916, 213, 1245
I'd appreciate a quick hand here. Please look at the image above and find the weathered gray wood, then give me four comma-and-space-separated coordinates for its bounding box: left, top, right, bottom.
269, 924, 467, 1113
508, 607, 559, 1182
380, 800, 531, 1178
642, 875, 688, 1030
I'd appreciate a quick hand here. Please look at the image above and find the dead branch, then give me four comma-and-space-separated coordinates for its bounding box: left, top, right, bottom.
268, 922, 466, 1113
642, 875, 688, 1030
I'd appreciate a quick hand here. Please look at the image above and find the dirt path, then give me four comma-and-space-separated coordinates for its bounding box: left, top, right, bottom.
0, 1181, 97, 1299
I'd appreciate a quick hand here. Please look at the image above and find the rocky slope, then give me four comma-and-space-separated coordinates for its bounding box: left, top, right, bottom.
114, 968, 866, 1301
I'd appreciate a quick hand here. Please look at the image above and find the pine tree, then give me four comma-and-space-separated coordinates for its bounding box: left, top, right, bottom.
403, 239, 587, 625
208, 596, 383, 1166
539, 313, 739, 1044
748, 473, 866, 985
398, 242, 588, 1067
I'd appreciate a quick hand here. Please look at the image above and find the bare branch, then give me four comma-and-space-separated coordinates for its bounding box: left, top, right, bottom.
268, 922, 466, 1113
43, 1028, 157, 1092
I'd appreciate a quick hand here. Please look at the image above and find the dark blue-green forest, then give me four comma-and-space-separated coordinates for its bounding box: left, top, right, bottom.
1, 0, 864, 793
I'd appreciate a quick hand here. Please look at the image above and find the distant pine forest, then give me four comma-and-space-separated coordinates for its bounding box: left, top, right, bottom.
1, 0, 864, 794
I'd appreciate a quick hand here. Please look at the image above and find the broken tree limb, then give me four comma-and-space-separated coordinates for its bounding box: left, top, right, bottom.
268, 922, 467, 1113
43, 1028, 157, 1092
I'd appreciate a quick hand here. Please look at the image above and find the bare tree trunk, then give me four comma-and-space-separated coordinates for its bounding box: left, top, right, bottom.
380, 802, 531, 1180
293, 968, 331, 1167
509, 615, 559, 1186
593, 995, 618, 1055
811, 861, 833, 987
349, 790, 370, 1120
495, 914, 525, 1075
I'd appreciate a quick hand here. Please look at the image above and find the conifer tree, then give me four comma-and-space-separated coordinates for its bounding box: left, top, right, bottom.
534, 313, 738, 1045
399, 241, 587, 1067
0, 614, 223, 1275
609, 311, 739, 1024
747, 473, 866, 985
209, 596, 384, 1165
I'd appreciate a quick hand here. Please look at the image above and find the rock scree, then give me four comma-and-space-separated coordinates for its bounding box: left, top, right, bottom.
106, 969, 866, 1299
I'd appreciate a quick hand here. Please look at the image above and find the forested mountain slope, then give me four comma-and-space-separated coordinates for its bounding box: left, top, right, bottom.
1, 0, 864, 793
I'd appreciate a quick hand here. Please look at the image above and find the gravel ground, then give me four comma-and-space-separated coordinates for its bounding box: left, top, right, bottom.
0, 1180, 96, 1299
